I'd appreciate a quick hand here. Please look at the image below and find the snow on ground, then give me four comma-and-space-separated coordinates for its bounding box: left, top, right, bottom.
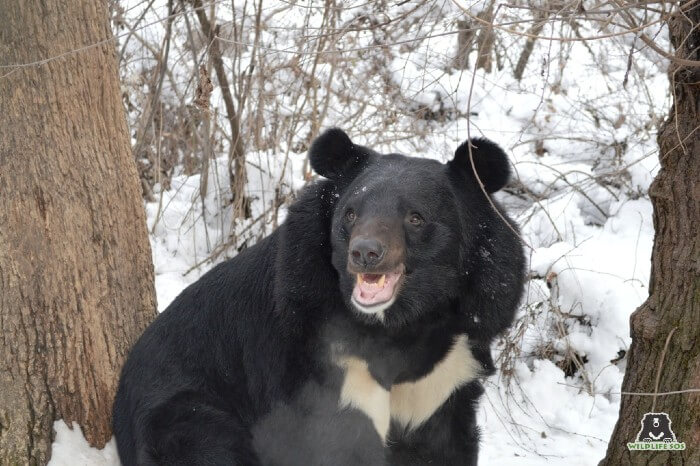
49, 421, 119, 466
479, 198, 653, 464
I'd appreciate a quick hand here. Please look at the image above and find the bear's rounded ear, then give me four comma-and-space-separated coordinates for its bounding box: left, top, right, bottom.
449, 138, 511, 193
309, 128, 371, 182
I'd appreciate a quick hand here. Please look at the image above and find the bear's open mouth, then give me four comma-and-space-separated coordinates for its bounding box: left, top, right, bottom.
351, 266, 404, 310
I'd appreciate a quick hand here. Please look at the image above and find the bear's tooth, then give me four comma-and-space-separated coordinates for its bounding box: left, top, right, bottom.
378, 274, 386, 287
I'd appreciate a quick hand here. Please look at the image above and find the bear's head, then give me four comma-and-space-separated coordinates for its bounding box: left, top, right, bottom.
637, 412, 676, 442
309, 128, 514, 328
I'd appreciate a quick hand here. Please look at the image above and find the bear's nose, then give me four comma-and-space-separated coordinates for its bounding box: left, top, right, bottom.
349, 237, 385, 268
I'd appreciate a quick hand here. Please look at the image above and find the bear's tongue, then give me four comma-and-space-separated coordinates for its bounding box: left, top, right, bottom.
353, 271, 401, 306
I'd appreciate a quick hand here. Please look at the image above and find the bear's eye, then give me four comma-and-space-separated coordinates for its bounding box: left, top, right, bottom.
345, 209, 356, 223
408, 213, 424, 226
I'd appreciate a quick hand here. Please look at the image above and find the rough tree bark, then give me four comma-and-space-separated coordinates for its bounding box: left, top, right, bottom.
0, 1, 157, 464
600, 4, 699, 465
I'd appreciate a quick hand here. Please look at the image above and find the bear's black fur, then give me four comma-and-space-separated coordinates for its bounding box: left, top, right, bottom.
113, 129, 525, 465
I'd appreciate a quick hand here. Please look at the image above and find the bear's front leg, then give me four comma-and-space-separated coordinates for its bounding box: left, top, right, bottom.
388, 380, 483, 466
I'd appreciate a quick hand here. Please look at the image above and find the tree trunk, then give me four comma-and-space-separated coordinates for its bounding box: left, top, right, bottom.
0, 1, 157, 464
188, 0, 251, 220
513, 12, 548, 81
453, 19, 475, 70
600, 5, 700, 465
475, 3, 495, 73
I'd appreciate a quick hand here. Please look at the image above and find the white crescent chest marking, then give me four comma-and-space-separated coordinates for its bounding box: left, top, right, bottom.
335, 334, 480, 439
390, 335, 480, 430
337, 356, 391, 442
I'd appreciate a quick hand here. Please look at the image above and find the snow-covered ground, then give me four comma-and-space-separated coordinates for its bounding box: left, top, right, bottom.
48, 1, 671, 464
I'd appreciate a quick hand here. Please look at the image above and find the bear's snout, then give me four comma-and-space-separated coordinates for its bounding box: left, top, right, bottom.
350, 237, 385, 268
346, 217, 405, 273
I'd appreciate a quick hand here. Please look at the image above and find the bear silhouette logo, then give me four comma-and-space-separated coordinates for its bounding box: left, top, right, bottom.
627, 412, 685, 451
635, 412, 676, 443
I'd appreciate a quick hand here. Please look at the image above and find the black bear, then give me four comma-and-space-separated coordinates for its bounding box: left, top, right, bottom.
636, 412, 677, 443
113, 128, 525, 465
